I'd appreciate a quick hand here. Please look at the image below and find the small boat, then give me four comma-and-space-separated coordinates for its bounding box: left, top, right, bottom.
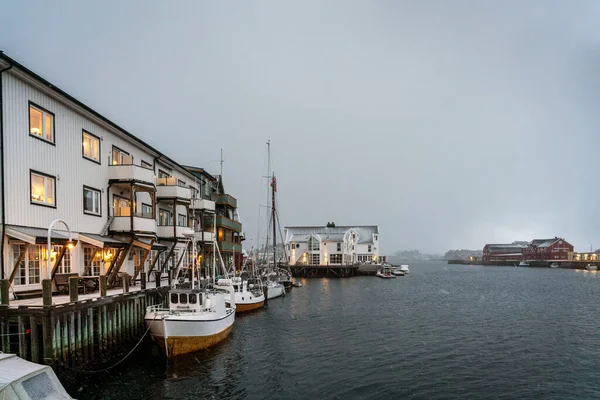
376, 266, 396, 279
264, 280, 286, 299
0, 353, 74, 399
399, 264, 410, 274
145, 285, 236, 357
391, 267, 405, 276
518, 261, 530, 267
220, 277, 265, 313
586, 264, 598, 271
292, 280, 303, 287
550, 263, 559, 268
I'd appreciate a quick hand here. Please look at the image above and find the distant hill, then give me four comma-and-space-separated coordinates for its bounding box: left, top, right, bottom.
443, 249, 483, 260
388, 250, 443, 262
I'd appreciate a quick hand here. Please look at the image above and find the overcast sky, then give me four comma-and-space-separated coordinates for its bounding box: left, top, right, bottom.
1, 1, 600, 254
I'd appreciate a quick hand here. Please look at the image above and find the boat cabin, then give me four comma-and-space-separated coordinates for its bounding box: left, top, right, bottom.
169, 289, 206, 312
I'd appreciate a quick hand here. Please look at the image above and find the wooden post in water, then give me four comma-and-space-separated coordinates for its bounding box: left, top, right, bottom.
140, 272, 146, 290
30, 315, 40, 363
155, 272, 161, 288
0, 306, 9, 353
42, 279, 52, 307
17, 310, 27, 358
69, 277, 78, 302
0, 279, 9, 305
99, 275, 107, 297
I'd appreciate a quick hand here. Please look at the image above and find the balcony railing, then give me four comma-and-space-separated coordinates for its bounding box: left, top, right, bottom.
218, 242, 242, 252
111, 215, 156, 233
156, 177, 191, 200
216, 194, 237, 209
156, 224, 194, 238
190, 198, 216, 212
216, 215, 241, 232
195, 231, 215, 242
108, 164, 155, 185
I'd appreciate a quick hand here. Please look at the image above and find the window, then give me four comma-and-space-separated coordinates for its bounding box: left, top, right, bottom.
337, 243, 341, 252
158, 169, 170, 179
111, 146, 132, 165
329, 254, 342, 264
178, 213, 187, 227
368, 245, 372, 252
178, 179, 186, 187
189, 293, 197, 304
29, 103, 54, 143
12, 244, 26, 285
179, 294, 188, 304
170, 293, 178, 304
113, 195, 129, 216
27, 245, 41, 284
159, 209, 172, 226
57, 246, 71, 274
141, 203, 153, 218
141, 160, 152, 169
374, 235, 378, 241
83, 247, 102, 276
30, 171, 55, 207
82, 131, 100, 163
310, 254, 320, 265
83, 186, 101, 216
308, 236, 320, 251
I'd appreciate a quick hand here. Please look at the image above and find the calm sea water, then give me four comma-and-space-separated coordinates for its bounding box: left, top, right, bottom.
67, 262, 600, 399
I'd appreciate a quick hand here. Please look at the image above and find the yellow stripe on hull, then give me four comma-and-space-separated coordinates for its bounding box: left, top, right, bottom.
154, 324, 234, 357
235, 300, 265, 313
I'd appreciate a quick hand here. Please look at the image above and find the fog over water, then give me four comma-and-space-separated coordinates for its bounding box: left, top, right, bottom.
1, 1, 600, 253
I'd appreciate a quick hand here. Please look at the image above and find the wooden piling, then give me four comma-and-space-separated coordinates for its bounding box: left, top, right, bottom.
17, 312, 27, 358
0, 306, 9, 353
87, 307, 94, 359
0, 279, 9, 305
30, 315, 40, 363
69, 277, 79, 303
99, 275, 107, 297
42, 279, 52, 306
140, 272, 146, 290
123, 273, 130, 293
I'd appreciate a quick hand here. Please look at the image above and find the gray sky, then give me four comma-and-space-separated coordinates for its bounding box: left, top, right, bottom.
1, 1, 600, 254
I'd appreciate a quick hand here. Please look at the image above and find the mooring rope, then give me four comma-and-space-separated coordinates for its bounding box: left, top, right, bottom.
71, 313, 158, 374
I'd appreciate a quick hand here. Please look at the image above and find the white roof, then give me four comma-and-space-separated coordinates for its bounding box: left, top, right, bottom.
285, 226, 379, 244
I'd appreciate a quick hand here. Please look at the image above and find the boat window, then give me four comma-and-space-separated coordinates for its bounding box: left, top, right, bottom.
189, 293, 197, 304
198, 293, 203, 305
170, 293, 178, 304
22, 371, 56, 399
180, 294, 188, 304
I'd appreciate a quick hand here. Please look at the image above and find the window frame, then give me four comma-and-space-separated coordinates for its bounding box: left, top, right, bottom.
141, 160, 153, 169
28, 101, 55, 145
30, 170, 56, 208
82, 130, 101, 164
83, 185, 102, 217
111, 145, 130, 165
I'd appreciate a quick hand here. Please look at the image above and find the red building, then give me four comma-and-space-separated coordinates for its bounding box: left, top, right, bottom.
483, 237, 573, 262
521, 237, 573, 261
482, 243, 527, 262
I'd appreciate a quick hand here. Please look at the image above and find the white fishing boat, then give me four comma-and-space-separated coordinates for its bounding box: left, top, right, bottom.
292, 280, 303, 287
518, 261, 530, 267
0, 353, 73, 399
376, 265, 396, 279
586, 264, 597, 271
391, 267, 405, 276
550, 263, 559, 268
145, 286, 235, 357
220, 276, 265, 313
399, 264, 410, 274
145, 230, 236, 358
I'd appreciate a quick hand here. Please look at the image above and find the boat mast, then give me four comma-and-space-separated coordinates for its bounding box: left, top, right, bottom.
272, 172, 276, 270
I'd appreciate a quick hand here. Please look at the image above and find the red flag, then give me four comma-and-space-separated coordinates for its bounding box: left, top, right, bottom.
271, 176, 277, 192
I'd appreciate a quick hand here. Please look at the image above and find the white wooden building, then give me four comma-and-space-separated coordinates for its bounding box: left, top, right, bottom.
284, 225, 380, 266
0, 52, 221, 294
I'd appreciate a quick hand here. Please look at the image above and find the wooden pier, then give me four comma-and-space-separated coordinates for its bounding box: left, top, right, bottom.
0, 278, 167, 368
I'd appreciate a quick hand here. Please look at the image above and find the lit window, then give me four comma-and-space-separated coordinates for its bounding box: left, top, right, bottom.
83, 186, 101, 215
29, 103, 54, 143
30, 171, 55, 206
82, 131, 100, 162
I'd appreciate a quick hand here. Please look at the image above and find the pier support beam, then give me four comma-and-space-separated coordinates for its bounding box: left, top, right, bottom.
140, 272, 146, 290
99, 275, 107, 297
123, 273, 130, 293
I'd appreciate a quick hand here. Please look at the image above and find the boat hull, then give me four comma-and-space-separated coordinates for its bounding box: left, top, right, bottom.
236, 299, 265, 313
145, 309, 235, 357
266, 284, 285, 299
376, 273, 396, 279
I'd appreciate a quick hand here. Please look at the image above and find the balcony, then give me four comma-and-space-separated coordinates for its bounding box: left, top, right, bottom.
108, 164, 155, 185
156, 177, 191, 200
216, 194, 237, 209
195, 231, 215, 242
111, 214, 156, 233
190, 198, 216, 212
218, 242, 242, 252
157, 224, 194, 239
216, 215, 242, 232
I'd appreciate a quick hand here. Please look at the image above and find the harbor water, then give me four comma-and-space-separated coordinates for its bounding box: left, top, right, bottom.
67, 261, 600, 399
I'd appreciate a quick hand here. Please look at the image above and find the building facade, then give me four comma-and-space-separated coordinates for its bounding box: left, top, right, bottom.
482, 237, 573, 262
0, 52, 240, 293
284, 225, 380, 266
